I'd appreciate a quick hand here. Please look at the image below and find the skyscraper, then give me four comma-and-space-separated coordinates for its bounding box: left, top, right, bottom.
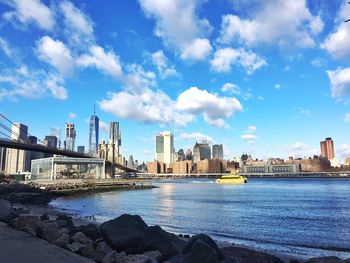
5, 123, 30, 173
320, 137, 334, 160
65, 123, 76, 151
89, 107, 99, 155
212, 144, 224, 159
193, 142, 211, 163
155, 131, 175, 164
44, 135, 58, 148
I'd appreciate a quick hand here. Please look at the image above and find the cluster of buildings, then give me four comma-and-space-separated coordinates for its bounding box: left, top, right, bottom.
147, 131, 227, 174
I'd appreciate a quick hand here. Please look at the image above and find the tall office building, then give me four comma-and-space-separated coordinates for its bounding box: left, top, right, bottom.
89, 107, 99, 155
50, 128, 61, 148
5, 123, 30, 173
109, 122, 121, 156
193, 142, 211, 163
155, 131, 175, 164
65, 123, 76, 151
44, 135, 58, 148
320, 137, 334, 160
212, 144, 224, 159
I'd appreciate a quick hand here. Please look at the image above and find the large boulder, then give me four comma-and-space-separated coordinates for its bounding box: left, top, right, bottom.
100, 214, 149, 252
220, 246, 284, 263
16, 214, 42, 232
56, 214, 75, 233
183, 234, 224, 260
71, 231, 93, 245
82, 223, 102, 241
0, 199, 11, 222
40, 221, 60, 242
138, 225, 185, 260
183, 239, 219, 263
121, 254, 152, 263
304, 257, 343, 263
52, 233, 71, 248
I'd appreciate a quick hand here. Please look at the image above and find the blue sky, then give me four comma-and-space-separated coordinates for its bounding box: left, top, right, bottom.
1, 0, 350, 163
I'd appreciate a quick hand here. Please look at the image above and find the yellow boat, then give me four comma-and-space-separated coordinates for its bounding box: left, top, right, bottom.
216, 174, 248, 184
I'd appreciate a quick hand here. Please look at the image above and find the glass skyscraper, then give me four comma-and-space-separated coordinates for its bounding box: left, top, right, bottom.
89, 108, 99, 155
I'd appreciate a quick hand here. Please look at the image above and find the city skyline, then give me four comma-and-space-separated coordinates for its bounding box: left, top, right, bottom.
1, 1, 350, 162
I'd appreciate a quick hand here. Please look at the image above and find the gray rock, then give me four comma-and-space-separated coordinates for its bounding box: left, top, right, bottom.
183, 234, 224, 260
41, 221, 60, 242
183, 240, 219, 263
59, 227, 71, 235
96, 241, 114, 254
138, 225, 185, 260
67, 241, 84, 253
52, 233, 70, 248
142, 250, 162, 263
304, 256, 342, 263
83, 223, 102, 241
102, 251, 127, 263
121, 254, 152, 263
56, 214, 75, 232
11, 206, 30, 217
0, 199, 11, 222
80, 243, 105, 262
220, 246, 284, 263
16, 214, 41, 231
71, 231, 93, 245
100, 214, 149, 252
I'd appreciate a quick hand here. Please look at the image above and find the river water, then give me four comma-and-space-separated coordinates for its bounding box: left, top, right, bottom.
50, 178, 350, 259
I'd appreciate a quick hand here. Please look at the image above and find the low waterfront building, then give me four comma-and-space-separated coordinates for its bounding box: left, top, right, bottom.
195, 159, 227, 173
242, 163, 301, 174
146, 161, 166, 174
169, 160, 193, 174
31, 157, 105, 181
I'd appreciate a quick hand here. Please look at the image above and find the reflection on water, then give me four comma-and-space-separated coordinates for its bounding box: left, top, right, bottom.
51, 178, 350, 259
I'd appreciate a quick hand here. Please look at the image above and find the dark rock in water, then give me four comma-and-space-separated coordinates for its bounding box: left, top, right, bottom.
304, 256, 342, 263
183, 240, 219, 263
0, 199, 11, 222
82, 223, 102, 241
344, 258, 350, 263
41, 221, 60, 242
100, 214, 149, 252
138, 225, 185, 260
220, 246, 284, 263
183, 234, 224, 260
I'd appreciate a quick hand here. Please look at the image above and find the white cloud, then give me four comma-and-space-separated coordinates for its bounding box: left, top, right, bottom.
311, 58, 324, 68
68, 112, 77, 119
218, 0, 322, 49
274, 84, 281, 90
246, 126, 257, 134
59, 1, 94, 45
0, 66, 68, 101
0, 37, 15, 58
221, 83, 240, 94
76, 45, 123, 79
176, 86, 243, 128
180, 132, 213, 144
138, 0, 213, 61
37, 36, 74, 76
326, 67, 350, 98
150, 50, 177, 78
211, 48, 266, 74
298, 107, 312, 117
123, 64, 156, 93
99, 89, 193, 126
282, 142, 318, 159
337, 143, 350, 161
321, 2, 350, 59
3, 0, 55, 31
241, 134, 258, 141
344, 113, 350, 122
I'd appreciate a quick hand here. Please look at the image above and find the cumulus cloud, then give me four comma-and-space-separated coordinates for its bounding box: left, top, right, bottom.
59, 1, 94, 45
76, 45, 123, 79
246, 126, 257, 133
180, 132, 213, 144
321, 2, 350, 59
218, 0, 322, 49
138, 0, 213, 61
150, 50, 177, 78
337, 143, 350, 162
68, 112, 77, 119
0, 65, 68, 101
176, 87, 243, 128
0, 37, 15, 58
211, 48, 267, 74
326, 67, 350, 98
3, 0, 55, 31
344, 113, 350, 122
241, 134, 258, 140
37, 36, 74, 76
241, 125, 258, 143
221, 83, 240, 94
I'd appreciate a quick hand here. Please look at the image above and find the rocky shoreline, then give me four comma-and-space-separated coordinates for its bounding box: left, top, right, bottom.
0, 182, 349, 263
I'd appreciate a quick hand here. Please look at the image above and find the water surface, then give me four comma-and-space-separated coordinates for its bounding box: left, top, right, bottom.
51, 178, 350, 259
